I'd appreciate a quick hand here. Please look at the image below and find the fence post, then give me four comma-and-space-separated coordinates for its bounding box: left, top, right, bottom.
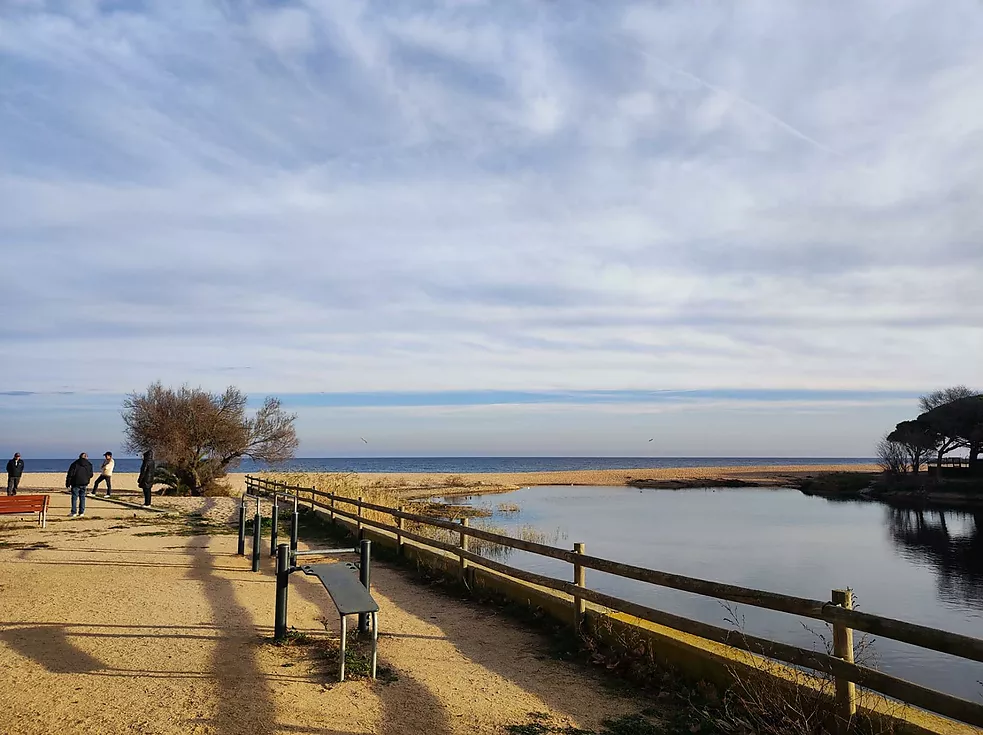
251, 496, 262, 573
329, 493, 335, 522
396, 507, 404, 556
310, 485, 315, 511
358, 539, 371, 633
237, 497, 246, 556
270, 495, 279, 558
290, 494, 299, 554
832, 588, 857, 732
357, 496, 364, 537
274, 543, 290, 641
573, 542, 586, 631
459, 518, 470, 585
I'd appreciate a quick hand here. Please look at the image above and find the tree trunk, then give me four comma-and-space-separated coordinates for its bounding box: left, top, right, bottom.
191, 467, 203, 497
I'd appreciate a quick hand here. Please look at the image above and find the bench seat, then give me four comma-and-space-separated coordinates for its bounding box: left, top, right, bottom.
301, 562, 379, 680
0, 494, 49, 528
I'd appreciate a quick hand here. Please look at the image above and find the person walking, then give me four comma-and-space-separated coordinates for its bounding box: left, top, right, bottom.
93, 451, 115, 497
5, 453, 24, 496
138, 449, 155, 507
66, 452, 94, 518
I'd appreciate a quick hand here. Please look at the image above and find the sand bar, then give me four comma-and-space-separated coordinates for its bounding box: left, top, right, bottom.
5, 464, 878, 499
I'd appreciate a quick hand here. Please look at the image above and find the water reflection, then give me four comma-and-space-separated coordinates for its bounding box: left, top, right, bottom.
886, 506, 983, 610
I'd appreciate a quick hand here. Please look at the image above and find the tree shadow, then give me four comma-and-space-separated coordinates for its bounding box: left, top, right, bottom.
289, 565, 456, 735
0, 625, 105, 674
355, 558, 636, 728
183, 535, 280, 734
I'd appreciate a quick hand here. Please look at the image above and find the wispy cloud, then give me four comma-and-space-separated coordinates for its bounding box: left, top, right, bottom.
0, 1, 980, 453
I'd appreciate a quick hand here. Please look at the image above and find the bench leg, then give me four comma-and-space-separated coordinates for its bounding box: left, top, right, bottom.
371, 611, 378, 679
339, 614, 347, 682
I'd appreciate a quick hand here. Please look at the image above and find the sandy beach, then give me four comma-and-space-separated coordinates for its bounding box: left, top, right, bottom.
4, 464, 878, 500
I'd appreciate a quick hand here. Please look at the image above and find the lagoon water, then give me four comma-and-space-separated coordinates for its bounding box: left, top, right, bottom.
452, 486, 983, 701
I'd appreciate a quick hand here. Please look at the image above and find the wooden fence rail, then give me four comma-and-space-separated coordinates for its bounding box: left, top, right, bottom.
244, 475, 983, 730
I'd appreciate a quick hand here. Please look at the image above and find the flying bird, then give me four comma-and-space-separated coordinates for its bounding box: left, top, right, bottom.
360, 437, 368, 444
648, 438, 654, 442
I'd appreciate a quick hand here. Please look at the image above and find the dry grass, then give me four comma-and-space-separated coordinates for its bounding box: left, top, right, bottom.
258, 471, 402, 527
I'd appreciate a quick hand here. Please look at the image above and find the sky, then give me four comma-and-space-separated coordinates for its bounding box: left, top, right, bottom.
1, 0, 981, 458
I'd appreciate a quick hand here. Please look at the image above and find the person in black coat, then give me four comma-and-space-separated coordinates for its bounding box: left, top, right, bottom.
138, 449, 156, 507
6, 453, 24, 496
66, 452, 94, 517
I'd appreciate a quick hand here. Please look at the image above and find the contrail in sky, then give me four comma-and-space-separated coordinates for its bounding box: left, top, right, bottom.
630, 44, 838, 156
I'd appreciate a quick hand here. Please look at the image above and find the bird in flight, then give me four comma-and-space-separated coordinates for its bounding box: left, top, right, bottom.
360, 437, 368, 444
648, 438, 654, 442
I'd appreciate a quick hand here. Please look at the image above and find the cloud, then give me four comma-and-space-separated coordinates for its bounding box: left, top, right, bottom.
0, 1, 980, 456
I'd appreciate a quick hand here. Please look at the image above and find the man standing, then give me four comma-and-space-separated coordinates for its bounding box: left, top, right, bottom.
93, 451, 115, 497
66, 452, 94, 518
138, 449, 155, 507
5, 453, 24, 496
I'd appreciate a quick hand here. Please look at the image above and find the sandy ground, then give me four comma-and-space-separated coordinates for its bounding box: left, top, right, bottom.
0, 491, 644, 735
3, 464, 875, 501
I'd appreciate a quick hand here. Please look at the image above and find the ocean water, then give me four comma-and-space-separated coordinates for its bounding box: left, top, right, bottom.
9, 456, 875, 474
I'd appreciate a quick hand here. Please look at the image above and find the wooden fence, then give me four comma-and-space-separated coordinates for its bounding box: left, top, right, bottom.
244, 475, 983, 731
926, 457, 972, 469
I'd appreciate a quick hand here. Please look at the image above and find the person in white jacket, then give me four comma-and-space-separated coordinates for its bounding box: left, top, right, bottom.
93, 451, 115, 497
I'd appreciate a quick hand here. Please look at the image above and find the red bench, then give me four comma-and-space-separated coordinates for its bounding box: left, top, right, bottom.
0, 494, 50, 528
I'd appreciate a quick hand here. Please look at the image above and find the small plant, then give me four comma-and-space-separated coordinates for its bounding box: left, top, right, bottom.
315, 629, 398, 683
272, 628, 315, 647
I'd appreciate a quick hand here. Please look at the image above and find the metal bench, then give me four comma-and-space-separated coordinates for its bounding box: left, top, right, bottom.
0, 494, 49, 528
301, 562, 379, 681
273, 542, 380, 681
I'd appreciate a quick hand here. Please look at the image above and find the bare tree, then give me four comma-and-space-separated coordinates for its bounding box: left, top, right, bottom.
876, 437, 908, 476
122, 383, 298, 495
918, 385, 977, 413
886, 420, 937, 475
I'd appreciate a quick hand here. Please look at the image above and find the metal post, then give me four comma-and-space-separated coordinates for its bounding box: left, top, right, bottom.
358, 539, 371, 633
251, 496, 261, 573
370, 611, 378, 679
573, 542, 586, 631
395, 508, 404, 557
357, 496, 363, 537
459, 517, 470, 584
339, 614, 347, 682
274, 543, 290, 640
270, 495, 279, 558
237, 499, 246, 556
291, 494, 299, 553
832, 588, 857, 732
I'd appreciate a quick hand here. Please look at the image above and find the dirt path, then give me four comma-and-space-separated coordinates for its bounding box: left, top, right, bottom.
0, 493, 645, 734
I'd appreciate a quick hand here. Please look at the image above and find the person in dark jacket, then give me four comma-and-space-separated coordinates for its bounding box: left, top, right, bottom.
6, 453, 24, 496
66, 452, 94, 517
138, 449, 156, 506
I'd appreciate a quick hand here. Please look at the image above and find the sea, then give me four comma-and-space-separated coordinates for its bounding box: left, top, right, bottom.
15, 457, 875, 474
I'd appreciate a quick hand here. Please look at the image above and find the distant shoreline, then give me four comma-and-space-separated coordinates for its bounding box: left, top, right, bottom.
247, 463, 880, 498
6, 464, 879, 497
